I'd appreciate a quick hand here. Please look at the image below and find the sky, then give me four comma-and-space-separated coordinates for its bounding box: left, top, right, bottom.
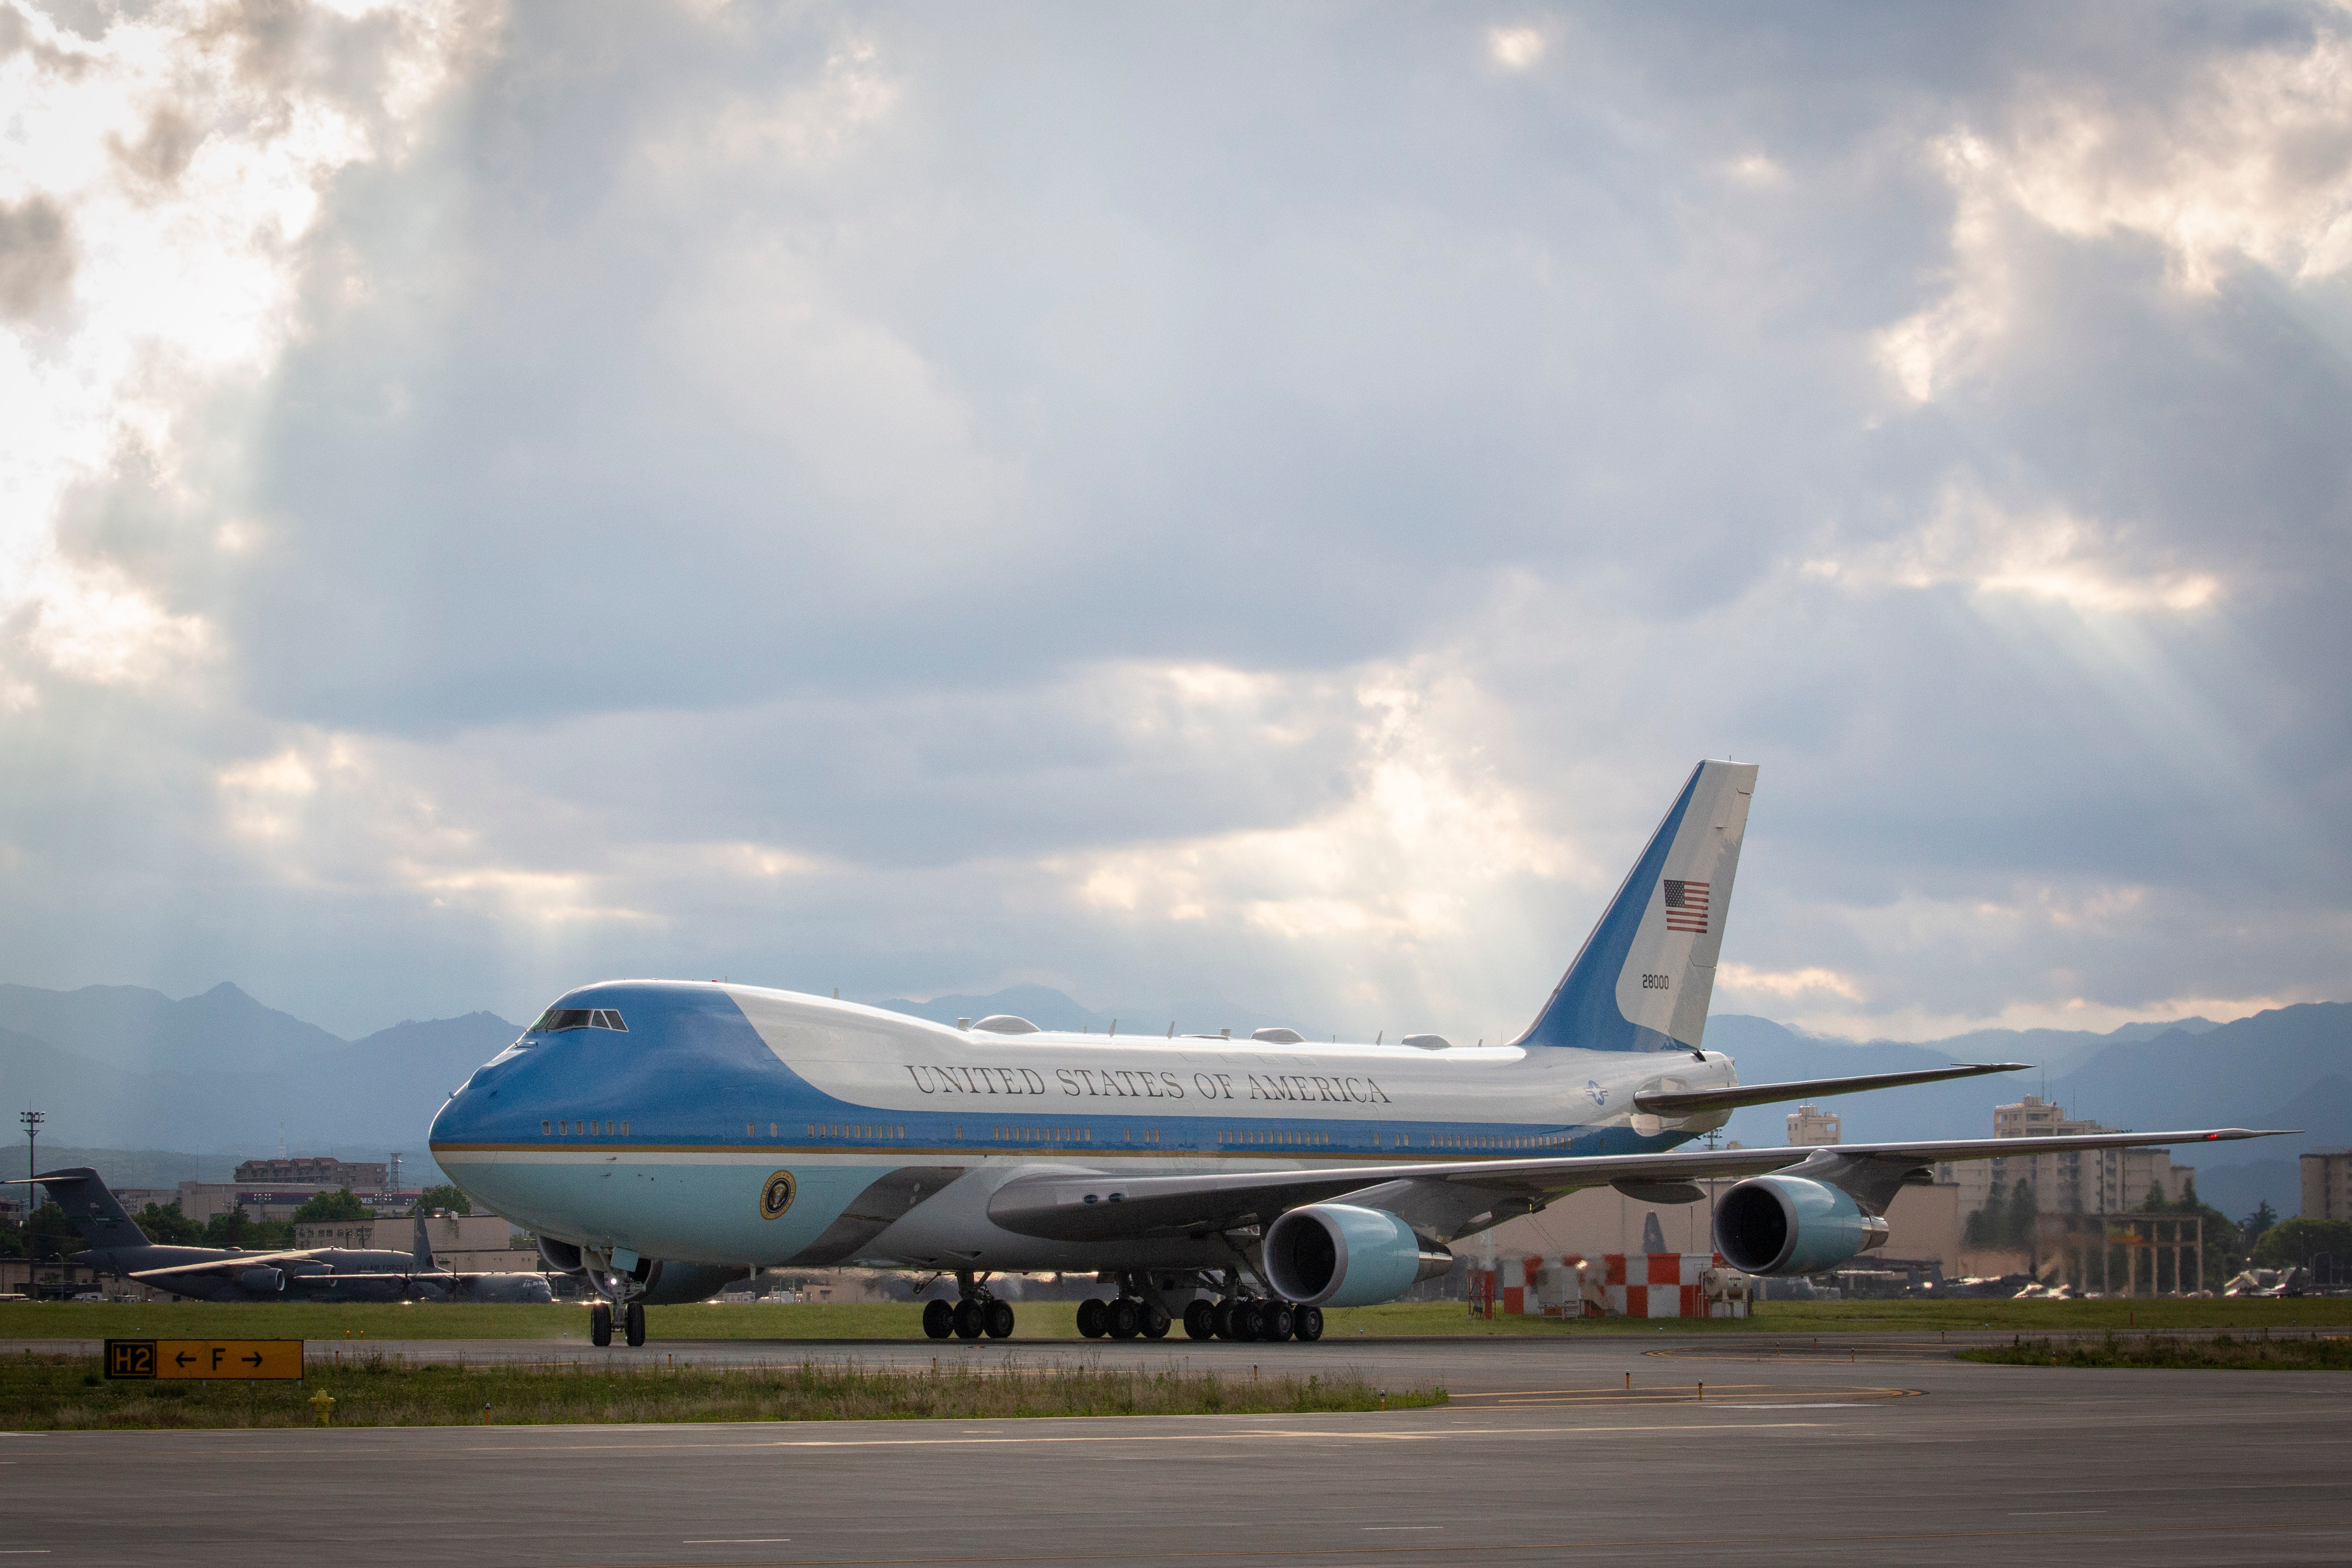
1, 0, 2348, 1046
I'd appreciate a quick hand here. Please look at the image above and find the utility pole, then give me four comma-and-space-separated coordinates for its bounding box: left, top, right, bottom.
21, 1111, 43, 1300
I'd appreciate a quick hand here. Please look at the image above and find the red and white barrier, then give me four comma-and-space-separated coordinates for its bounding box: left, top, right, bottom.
1467, 1252, 1748, 1319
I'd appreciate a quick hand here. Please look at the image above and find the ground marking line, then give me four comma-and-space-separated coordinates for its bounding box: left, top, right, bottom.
532, 1517, 2352, 1568
453, 1421, 1820, 1454
686, 1540, 795, 1545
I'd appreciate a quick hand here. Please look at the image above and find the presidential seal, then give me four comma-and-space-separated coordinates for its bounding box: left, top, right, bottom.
759, 1169, 796, 1220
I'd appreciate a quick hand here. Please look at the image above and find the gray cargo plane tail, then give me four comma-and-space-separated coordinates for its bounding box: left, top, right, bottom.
10, 1168, 554, 1303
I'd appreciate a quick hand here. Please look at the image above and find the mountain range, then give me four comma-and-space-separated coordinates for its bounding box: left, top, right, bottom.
0, 980, 2340, 1217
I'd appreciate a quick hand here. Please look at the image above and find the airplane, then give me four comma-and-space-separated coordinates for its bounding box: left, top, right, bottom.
427, 759, 2282, 1348
12, 1168, 555, 1303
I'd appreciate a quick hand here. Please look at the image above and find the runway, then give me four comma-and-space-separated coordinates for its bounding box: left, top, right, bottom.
6, 1334, 2345, 1567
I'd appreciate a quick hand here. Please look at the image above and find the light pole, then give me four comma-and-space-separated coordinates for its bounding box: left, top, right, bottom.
21, 1111, 43, 1299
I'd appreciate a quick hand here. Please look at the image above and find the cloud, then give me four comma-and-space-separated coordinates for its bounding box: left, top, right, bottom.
0, 4, 2346, 1044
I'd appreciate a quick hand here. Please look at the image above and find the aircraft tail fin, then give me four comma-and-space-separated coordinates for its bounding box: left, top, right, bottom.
412, 1211, 436, 1270
17, 1168, 152, 1252
1514, 759, 1758, 1053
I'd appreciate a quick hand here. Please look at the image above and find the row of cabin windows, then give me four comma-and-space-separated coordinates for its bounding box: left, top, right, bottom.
1435, 1132, 1561, 1150
1218, 1128, 1335, 1148
538, 1120, 1558, 1147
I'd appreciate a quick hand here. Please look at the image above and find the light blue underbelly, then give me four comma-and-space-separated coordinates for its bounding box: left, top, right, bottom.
468, 1158, 892, 1265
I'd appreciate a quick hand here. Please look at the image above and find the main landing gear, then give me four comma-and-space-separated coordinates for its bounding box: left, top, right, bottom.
1179, 1297, 1323, 1342
924, 1272, 1017, 1340
1075, 1293, 1172, 1340
589, 1298, 649, 1347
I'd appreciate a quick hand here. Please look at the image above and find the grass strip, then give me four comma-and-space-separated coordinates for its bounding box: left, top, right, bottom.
1960, 1331, 2352, 1370
4, 1296, 2347, 1344
0, 1353, 1445, 1430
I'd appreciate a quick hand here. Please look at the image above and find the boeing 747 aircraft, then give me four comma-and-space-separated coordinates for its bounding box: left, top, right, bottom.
429, 761, 2279, 1347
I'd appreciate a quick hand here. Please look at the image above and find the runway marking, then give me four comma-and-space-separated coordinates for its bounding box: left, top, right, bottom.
1359, 1527, 1444, 1532
686, 1540, 794, 1545
2007, 1509, 2108, 1515
452, 1420, 1823, 1454
538, 1517, 2352, 1567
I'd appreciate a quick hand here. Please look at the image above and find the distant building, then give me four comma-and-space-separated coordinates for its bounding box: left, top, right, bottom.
1935, 1094, 2192, 1217
2302, 1151, 2352, 1222
1786, 1103, 1842, 1146
176, 1181, 420, 1223
233, 1156, 387, 1189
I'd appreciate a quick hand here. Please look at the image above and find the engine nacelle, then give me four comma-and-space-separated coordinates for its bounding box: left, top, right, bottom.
235, 1266, 284, 1293
535, 1236, 743, 1303
635, 1260, 750, 1305
1262, 1204, 1452, 1308
1713, 1176, 1890, 1276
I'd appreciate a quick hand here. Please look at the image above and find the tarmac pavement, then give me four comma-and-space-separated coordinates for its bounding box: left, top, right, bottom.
4, 1332, 2345, 1567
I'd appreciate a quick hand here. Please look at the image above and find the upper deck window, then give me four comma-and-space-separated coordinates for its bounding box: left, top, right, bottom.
532, 1007, 629, 1033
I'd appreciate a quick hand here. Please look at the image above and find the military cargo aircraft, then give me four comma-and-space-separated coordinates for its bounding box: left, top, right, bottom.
13, 1168, 555, 1302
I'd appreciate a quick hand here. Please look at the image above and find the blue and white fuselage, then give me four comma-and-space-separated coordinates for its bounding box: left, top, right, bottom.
428, 982, 1740, 1274
430, 758, 2261, 1340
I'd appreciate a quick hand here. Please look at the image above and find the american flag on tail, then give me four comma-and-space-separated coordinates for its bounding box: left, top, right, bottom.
1662, 878, 1710, 933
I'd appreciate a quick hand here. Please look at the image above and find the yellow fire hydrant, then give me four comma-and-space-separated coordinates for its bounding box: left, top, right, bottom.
309, 1391, 335, 1426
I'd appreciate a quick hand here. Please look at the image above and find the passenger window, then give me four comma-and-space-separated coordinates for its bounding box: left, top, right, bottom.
541, 1121, 552, 1135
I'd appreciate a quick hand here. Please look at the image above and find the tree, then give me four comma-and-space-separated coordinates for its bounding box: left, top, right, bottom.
2252, 1217, 2352, 1272
291, 1188, 370, 1223
201, 1206, 293, 1250
2003, 1179, 2040, 1254
2243, 1199, 2279, 1247
135, 1202, 201, 1245
1963, 1177, 2007, 1248
411, 1183, 472, 1217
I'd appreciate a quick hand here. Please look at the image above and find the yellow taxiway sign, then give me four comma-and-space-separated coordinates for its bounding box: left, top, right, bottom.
106, 1339, 304, 1380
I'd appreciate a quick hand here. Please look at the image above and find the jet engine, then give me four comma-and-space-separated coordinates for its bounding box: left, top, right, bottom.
634, 1260, 751, 1305
1712, 1176, 1890, 1276
1262, 1204, 1452, 1308
535, 1235, 744, 1303
235, 1266, 284, 1293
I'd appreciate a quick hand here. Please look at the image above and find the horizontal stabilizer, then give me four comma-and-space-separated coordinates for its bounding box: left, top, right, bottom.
1631, 1062, 2030, 1117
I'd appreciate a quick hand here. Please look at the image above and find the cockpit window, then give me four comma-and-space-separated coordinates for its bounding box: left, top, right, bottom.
532, 1007, 628, 1033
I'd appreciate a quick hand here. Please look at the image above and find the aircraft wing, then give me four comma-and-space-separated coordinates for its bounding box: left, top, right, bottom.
123, 1251, 318, 1283
984, 1126, 2286, 1243
1630, 1062, 2030, 1116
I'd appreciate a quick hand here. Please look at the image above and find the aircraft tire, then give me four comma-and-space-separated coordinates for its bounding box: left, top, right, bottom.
1141, 1300, 1172, 1339
1260, 1303, 1295, 1342
624, 1300, 646, 1347
1182, 1300, 1216, 1340
1234, 1300, 1264, 1340
1293, 1305, 1324, 1342
1106, 1298, 1142, 1339
985, 1299, 1016, 1339
590, 1301, 613, 1347
1076, 1298, 1108, 1338
953, 1299, 985, 1339
923, 1299, 954, 1339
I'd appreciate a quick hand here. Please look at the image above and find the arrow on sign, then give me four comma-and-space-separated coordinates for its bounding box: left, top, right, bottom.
243, 1352, 264, 1368
175, 1352, 194, 1367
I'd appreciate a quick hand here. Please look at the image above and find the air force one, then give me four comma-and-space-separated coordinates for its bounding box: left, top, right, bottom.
429, 760, 2281, 1348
